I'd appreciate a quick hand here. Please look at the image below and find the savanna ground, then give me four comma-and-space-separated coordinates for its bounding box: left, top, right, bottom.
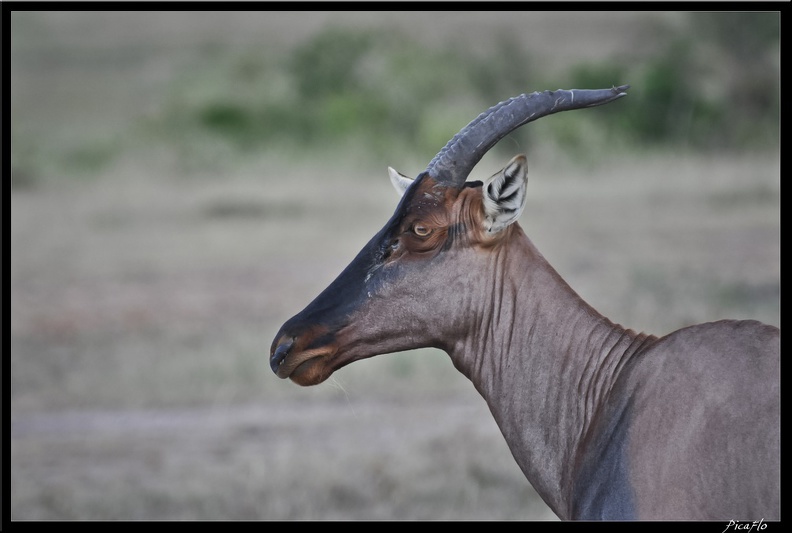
9, 11, 779, 521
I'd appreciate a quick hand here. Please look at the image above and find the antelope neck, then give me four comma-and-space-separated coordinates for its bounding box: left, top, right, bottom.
447, 226, 655, 518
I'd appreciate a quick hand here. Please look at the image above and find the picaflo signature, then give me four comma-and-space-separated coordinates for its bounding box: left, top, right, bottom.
722, 519, 767, 533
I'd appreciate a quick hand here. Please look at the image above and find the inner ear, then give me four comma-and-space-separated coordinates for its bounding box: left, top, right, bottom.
482, 155, 528, 234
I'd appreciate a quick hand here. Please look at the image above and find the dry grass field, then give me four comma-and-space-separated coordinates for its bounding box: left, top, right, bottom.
10, 11, 779, 521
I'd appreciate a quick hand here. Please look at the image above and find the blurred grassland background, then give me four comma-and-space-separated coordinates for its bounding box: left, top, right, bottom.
10, 11, 780, 520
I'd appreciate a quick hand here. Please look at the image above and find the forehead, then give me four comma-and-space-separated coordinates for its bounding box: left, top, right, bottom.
402, 173, 446, 211
400, 174, 482, 212
381, 174, 483, 236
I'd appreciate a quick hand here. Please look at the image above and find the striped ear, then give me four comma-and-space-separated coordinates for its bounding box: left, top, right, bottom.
388, 167, 414, 197
482, 155, 528, 234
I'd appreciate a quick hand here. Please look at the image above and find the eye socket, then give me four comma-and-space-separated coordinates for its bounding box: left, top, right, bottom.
412, 224, 432, 237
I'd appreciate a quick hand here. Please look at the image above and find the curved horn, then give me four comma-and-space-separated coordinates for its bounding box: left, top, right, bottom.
425, 85, 630, 187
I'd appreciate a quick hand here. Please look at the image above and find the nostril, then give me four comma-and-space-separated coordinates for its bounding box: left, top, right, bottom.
270, 338, 294, 374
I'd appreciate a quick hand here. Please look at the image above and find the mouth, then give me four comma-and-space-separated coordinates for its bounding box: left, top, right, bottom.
270, 336, 337, 385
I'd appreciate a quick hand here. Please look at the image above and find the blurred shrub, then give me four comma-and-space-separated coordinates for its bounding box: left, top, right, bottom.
563, 12, 779, 151
149, 27, 482, 167
563, 41, 716, 150
12, 13, 779, 185
290, 28, 373, 101
153, 15, 777, 164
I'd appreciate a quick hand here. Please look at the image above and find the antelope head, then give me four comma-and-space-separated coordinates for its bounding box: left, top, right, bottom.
270, 86, 629, 386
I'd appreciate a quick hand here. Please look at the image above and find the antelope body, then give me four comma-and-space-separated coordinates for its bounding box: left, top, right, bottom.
270, 87, 780, 520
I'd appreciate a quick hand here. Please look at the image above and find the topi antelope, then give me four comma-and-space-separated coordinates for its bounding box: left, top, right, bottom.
269, 86, 780, 520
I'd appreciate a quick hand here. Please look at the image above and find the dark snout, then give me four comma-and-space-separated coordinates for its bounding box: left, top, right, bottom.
268, 271, 360, 384
269, 320, 340, 385
270, 336, 294, 375
268, 222, 395, 385
268, 270, 367, 385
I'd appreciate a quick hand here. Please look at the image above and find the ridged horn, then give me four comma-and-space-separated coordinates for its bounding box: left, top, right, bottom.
425, 85, 630, 187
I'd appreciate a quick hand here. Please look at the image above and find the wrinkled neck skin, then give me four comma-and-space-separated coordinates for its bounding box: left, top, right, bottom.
446, 224, 653, 519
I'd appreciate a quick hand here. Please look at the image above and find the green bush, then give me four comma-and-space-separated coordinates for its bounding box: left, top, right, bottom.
562, 13, 779, 151
20, 14, 774, 184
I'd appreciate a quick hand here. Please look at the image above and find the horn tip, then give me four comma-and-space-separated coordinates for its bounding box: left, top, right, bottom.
614, 84, 630, 95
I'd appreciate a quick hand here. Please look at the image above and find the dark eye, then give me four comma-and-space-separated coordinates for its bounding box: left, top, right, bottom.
413, 224, 432, 237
